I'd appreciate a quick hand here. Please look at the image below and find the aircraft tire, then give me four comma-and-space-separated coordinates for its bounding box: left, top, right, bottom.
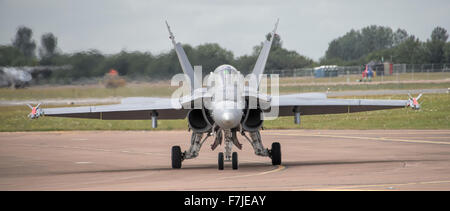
171, 146, 182, 169
218, 152, 224, 170
232, 152, 238, 170
271, 142, 281, 165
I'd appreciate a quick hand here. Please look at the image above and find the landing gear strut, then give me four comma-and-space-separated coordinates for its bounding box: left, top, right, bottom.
242, 131, 282, 166
171, 132, 211, 169
172, 129, 281, 170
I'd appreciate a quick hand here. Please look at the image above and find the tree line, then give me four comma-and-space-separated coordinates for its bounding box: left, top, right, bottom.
0, 26, 314, 83
0, 25, 449, 83
321, 25, 450, 66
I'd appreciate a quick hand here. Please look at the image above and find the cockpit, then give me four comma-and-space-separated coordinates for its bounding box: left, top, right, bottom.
209, 64, 243, 102
214, 64, 238, 75
212, 65, 240, 86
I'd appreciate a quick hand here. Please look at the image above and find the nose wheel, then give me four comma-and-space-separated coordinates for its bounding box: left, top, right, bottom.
217, 151, 238, 170
218, 152, 224, 170
232, 152, 238, 170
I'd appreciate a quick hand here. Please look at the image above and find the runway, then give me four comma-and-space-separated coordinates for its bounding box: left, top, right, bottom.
1, 130, 449, 190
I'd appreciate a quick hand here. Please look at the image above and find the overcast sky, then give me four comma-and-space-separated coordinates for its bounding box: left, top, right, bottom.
1, 0, 449, 61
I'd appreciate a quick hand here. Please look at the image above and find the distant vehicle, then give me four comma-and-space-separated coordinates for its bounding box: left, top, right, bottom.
314, 65, 338, 78
103, 69, 126, 88
0, 65, 71, 88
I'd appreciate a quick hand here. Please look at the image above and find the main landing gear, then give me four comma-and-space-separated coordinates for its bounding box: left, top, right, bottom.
172, 145, 182, 169
270, 142, 281, 165
171, 130, 282, 170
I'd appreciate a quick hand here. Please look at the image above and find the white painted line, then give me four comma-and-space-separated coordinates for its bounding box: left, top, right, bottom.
75, 162, 92, 164
72, 138, 89, 141
219, 165, 286, 180
269, 133, 450, 145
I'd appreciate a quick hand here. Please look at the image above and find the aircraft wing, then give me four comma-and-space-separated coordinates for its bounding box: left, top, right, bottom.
272, 95, 408, 116
41, 97, 188, 120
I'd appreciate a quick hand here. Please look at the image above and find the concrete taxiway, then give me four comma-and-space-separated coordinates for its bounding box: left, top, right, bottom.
0, 130, 449, 190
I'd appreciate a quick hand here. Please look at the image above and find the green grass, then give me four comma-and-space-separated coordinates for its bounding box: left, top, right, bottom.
1, 71, 449, 101
0, 105, 188, 131
277, 72, 450, 84
0, 83, 177, 100
265, 94, 449, 130
1, 94, 448, 131
278, 82, 450, 93
1, 80, 449, 101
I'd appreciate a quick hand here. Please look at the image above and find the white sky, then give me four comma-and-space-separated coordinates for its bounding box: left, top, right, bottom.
1, 0, 449, 61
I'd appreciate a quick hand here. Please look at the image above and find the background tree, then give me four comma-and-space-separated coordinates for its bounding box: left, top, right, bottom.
39, 33, 58, 65
393, 28, 409, 46
39, 33, 57, 58
0, 45, 24, 66
235, 33, 313, 74
192, 43, 234, 73
444, 42, 450, 63
2, 24, 448, 85
12, 26, 36, 58
324, 25, 394, 63
426, 26, 448, 63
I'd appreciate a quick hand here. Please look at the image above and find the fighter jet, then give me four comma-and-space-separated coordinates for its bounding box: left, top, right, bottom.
0, 65, 71, 88
28, 20, 419, 170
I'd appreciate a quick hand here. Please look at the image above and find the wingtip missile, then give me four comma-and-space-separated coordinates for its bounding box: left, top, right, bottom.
407, 93, 422, 110
27, 103, 42, 119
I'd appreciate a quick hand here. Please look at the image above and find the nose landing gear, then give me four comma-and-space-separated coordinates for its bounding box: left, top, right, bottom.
232, 152, 238, 170
218, 152, 224, 170
218, 131, 240, 170
217, 151, 238, 170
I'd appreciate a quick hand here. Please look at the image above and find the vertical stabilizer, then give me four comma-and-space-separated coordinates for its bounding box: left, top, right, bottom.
250, 19, 279, 89
166, 21, 195, 90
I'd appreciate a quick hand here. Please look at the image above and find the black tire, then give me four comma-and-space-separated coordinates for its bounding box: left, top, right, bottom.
218, 152, 224, 170
271, 142, 281, 165
232, 152, 238, 170
171, 146, 182, 169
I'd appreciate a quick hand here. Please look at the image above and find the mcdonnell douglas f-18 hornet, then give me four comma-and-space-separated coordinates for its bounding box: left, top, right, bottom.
28, 20, 421, 170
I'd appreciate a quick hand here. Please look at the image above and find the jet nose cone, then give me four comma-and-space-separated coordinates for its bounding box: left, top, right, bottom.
221, 112, 236, 128
212, 101, 243, 129
214, 110, 242, 129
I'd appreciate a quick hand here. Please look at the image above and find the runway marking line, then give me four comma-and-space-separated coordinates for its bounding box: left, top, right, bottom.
218, 165, 286, 180
268, 133, 450, 145
75, 162, 92, 164
381, 136, 450, 139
